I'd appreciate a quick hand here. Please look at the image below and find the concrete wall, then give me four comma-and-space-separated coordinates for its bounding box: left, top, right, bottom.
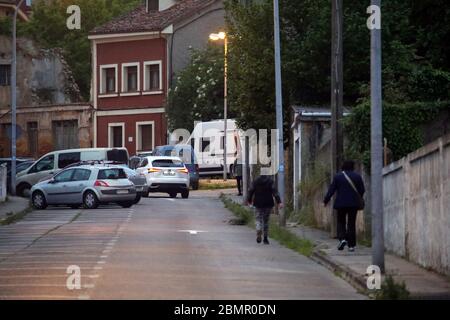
0, 35, 81, 109
0, 164, 6, 202
169, 0, 225, 80
383, 133, 450, 276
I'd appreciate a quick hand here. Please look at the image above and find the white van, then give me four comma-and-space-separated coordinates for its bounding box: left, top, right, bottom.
187, 120, 242, 177
15, 148, 129, 197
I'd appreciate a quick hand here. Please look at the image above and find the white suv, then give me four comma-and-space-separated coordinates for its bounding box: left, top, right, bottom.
136, 156, 190, 198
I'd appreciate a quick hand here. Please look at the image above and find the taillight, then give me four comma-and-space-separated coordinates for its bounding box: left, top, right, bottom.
148, 168, 161, 173
177, 168, 189, 174
94, 180, 109, 187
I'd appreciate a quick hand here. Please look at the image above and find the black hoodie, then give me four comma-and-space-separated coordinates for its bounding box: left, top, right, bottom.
247, 176, 281, 209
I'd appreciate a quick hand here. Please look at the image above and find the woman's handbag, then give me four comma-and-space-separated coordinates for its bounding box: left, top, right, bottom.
343, 172, 365, 210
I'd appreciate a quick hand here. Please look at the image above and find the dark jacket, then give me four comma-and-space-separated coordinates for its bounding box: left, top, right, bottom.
247, 176, 281, 209
324, 171, 365, 209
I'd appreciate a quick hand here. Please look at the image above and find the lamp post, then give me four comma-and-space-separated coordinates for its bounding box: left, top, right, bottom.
10, 0, 25, 196
209, 31, 228, 181
273, 0, 285, 226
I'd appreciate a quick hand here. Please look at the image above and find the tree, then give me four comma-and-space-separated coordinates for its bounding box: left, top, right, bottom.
167, 45, 228, 132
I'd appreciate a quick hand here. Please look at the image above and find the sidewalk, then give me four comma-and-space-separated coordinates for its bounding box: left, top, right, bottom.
0, 196, 30, 224
225, 194, 450, 299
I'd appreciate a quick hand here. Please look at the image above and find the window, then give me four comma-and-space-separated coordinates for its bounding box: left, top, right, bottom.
139, 158, 148, 167
147, 0, 158, 11
58, 152, 81, 169
108, 123, 124, 148
73, 169, 91, 181
52, 120, 79, 150
100, 65, 118, 94
27, 122, 38, 157
136, 122, 154, 152
98, 168, 126, 180
0, 64, 11, 86
122, 63, 139, 93
151, 159, 183, 168
30, 155, 54, 173
144, 61, 162, 92
106, 149, 129, 164
54, 169, 75, 183
201, 138, 211, 152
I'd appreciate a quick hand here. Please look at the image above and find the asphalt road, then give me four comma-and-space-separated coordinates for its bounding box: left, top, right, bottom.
0, 190, 363, 300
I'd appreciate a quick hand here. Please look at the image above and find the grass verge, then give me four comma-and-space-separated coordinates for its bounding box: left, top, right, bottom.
220, 194, 314, 257
0, 205, 32, 226
199, 179, 237, 190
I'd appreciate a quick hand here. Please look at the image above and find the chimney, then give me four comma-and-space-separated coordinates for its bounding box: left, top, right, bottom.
146, 0, 176, 13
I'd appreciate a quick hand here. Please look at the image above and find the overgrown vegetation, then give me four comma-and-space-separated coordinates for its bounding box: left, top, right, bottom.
224, 0, 450, 148
345, 101, 450, 166
0, 0, 142, 100
221, 195, 314, 257
375, 275, 410, 300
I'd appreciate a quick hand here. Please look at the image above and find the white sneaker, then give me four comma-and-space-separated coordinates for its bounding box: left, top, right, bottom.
338, 240, 347, 251
348, 247, 355, 252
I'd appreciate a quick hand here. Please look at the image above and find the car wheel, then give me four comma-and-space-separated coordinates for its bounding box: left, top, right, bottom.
133, 194, 142, 204
181, 190, 189, 199
17, 183, 31, 198
169, 192, 177, 198
83, 191, 99, 209
32, 191, 47, 210
192, 182, 199, 190
119, 201, 133, 208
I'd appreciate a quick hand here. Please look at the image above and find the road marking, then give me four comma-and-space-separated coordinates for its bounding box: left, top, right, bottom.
177, 230, 208, 235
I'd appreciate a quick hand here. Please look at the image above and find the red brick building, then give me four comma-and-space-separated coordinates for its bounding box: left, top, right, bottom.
89, 0, 225, 155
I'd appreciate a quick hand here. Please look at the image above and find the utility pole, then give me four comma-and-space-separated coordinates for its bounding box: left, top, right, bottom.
370, 0, 385, 272
330, 0, 344, 238
273, 0, 285, 226
223, 36, 228, 181
10, 0, 25, 196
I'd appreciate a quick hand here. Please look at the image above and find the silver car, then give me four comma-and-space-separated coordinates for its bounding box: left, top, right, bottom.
122, 167, 148, 204
30, 165, 136, 210
136, 156, 190, 198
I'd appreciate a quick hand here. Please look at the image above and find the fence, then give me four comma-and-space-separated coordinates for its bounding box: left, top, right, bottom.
0, 164, 6, 202
383, 133, 450, 276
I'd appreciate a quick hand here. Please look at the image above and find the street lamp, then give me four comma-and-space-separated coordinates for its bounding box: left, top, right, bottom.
10, 0, 26, 196
209, 31, 228, 181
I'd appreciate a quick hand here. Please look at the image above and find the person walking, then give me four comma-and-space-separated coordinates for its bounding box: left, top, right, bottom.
246, 175, 283, 245
233, 158, 243, 196
324, 160, 365, 252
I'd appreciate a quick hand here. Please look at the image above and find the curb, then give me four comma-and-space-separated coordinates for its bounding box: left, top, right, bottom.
310, 249, 369, 295
0, 202, 32, 225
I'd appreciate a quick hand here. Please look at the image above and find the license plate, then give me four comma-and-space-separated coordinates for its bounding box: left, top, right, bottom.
117, 190, 129, 194
163, 170, 175, 176
136, 187, 143, 192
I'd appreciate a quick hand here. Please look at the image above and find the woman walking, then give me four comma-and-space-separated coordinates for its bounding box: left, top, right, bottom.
324, 160, 365, 252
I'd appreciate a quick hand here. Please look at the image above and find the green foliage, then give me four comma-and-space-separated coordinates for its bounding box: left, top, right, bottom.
344, 101, 450, 166
225, 0, 450, 137
167, 46, 226, 132
16, 0, 142, 100
375, 275, 410, 300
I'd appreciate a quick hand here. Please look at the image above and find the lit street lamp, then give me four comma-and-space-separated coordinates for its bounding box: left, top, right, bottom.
209, 31, 228, 181
10, 0, 26, 196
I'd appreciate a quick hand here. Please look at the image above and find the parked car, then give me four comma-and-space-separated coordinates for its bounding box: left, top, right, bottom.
2, 159, 35, 192
16, 148, 129, 197
152, 145, 199, 190
122, 167, 147, 204
136, 156, 190, 198
0, 158, 35, 172
30, 165, 136, 210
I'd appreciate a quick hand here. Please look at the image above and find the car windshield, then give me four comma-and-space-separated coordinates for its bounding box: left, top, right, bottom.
97, 168, 127, 180
151, 159, 183, 168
